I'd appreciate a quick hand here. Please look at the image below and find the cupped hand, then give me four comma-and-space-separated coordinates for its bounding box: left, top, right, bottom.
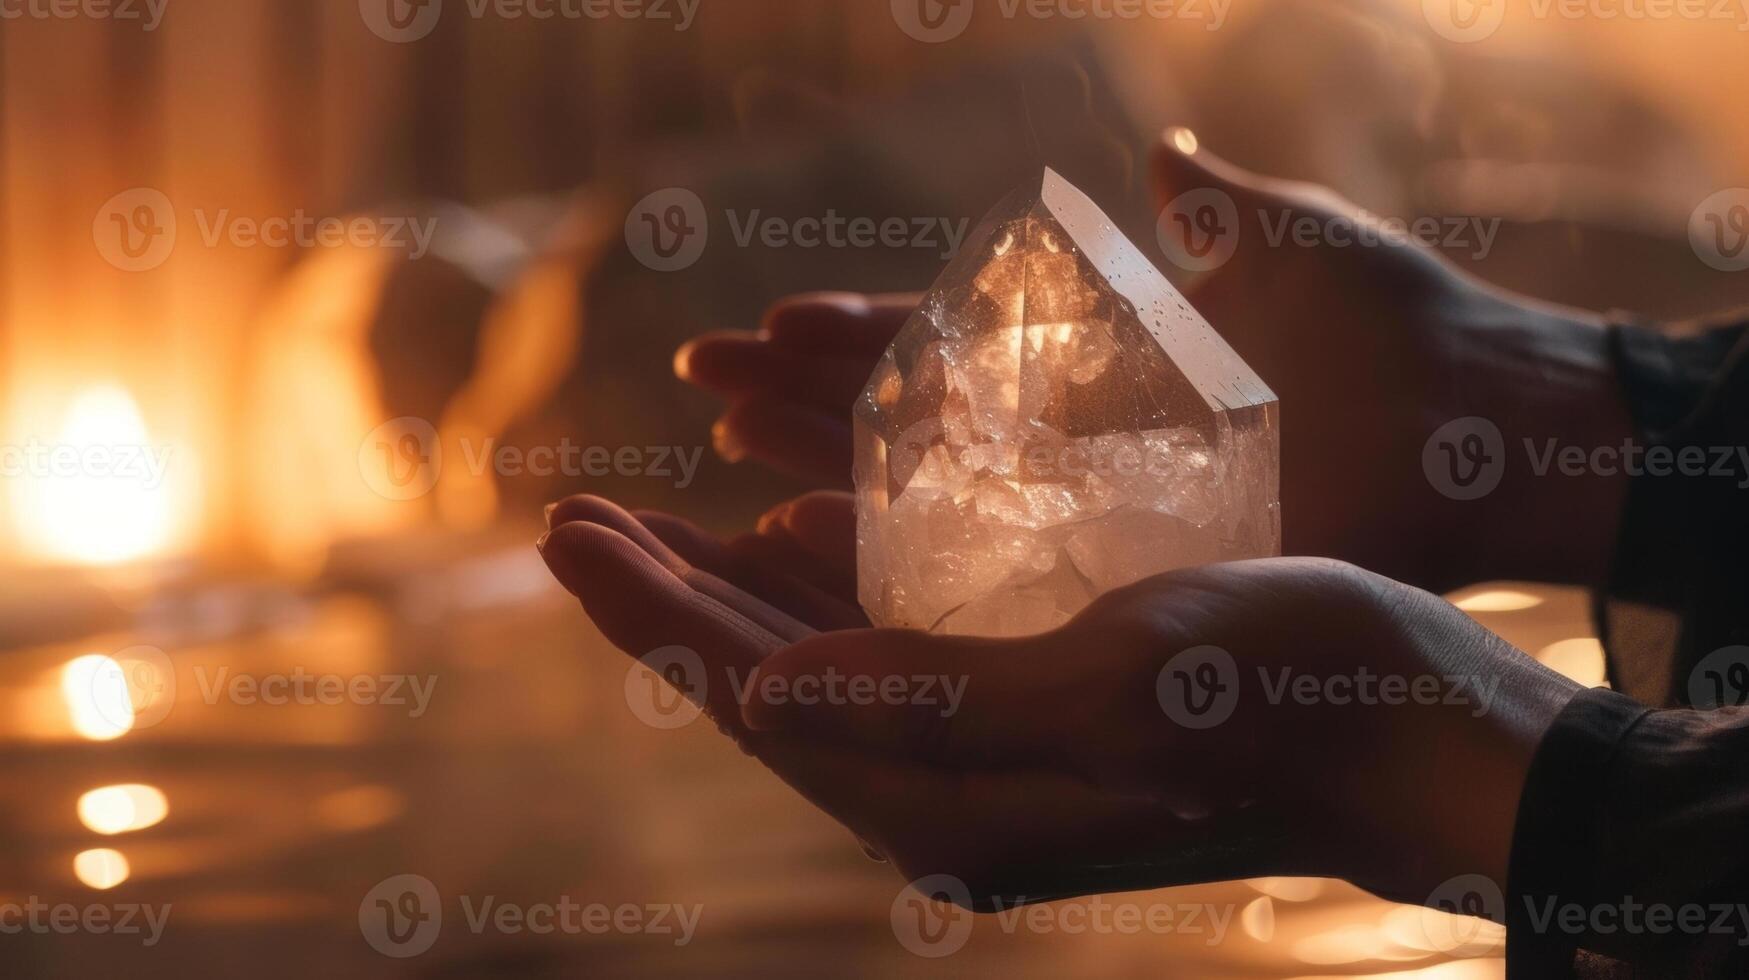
539, 492, 1580, 908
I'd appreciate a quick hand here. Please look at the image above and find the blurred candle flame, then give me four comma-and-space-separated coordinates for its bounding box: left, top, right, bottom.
78, 784, 169, 835
73, 847, 130, 889
60, 654, 134, 740
11, 384, 182, 566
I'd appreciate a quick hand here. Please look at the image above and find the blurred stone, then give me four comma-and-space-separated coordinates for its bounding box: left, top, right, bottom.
854, 169, 1278, 637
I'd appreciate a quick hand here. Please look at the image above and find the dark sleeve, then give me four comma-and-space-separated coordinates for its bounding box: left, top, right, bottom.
1508, 686, 1749, 978
1598, 312, 1749, 706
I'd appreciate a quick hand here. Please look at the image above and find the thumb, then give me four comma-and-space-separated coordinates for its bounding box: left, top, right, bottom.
741, 627, 1088, 770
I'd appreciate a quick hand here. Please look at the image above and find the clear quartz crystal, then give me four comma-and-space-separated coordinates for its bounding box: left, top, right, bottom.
854, 169, 1279, 637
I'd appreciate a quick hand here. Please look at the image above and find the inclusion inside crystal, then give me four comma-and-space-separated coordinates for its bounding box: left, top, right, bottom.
854, 168, 1279, 637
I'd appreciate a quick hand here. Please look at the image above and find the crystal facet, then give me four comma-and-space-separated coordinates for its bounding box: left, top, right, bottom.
854, 169, 1279, 637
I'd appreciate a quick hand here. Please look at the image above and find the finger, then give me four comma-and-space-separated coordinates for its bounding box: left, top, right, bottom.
544, 495, 812, 643
675, 331, 874, 411
760, 291, 916, 356
728, 529, 855, 607
538, 520, 787, 728
759, 490, 856, 574
714, 396, 853, 485
635, 509, 868, 631
742, 628, 1088, 771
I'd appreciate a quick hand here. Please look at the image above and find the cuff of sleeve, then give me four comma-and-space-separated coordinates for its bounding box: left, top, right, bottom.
1506, 686, 1651, 979
1599, 315, 1749, 704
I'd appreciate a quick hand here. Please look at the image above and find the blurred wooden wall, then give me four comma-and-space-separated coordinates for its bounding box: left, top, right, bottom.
0, 0, 1044, 563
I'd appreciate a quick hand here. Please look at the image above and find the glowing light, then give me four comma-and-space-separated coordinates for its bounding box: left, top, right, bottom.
12, 385, 176, 565
1169, 126, 1200, 155
60, 655, 134, 740
77, 784, 169, 835
73, 848, 130, 889
1452, 589, 1543, 613
1536, 637, 1609, 687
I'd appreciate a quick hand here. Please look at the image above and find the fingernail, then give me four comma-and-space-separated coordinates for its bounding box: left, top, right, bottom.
712, 419, 747, 463
537, 532, 584, 598
672, 340, 699, 381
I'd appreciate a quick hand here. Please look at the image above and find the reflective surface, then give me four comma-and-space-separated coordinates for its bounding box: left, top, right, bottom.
0, 529, 1600, 979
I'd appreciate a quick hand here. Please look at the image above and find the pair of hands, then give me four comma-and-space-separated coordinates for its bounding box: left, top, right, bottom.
539, 133, 1620, 907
